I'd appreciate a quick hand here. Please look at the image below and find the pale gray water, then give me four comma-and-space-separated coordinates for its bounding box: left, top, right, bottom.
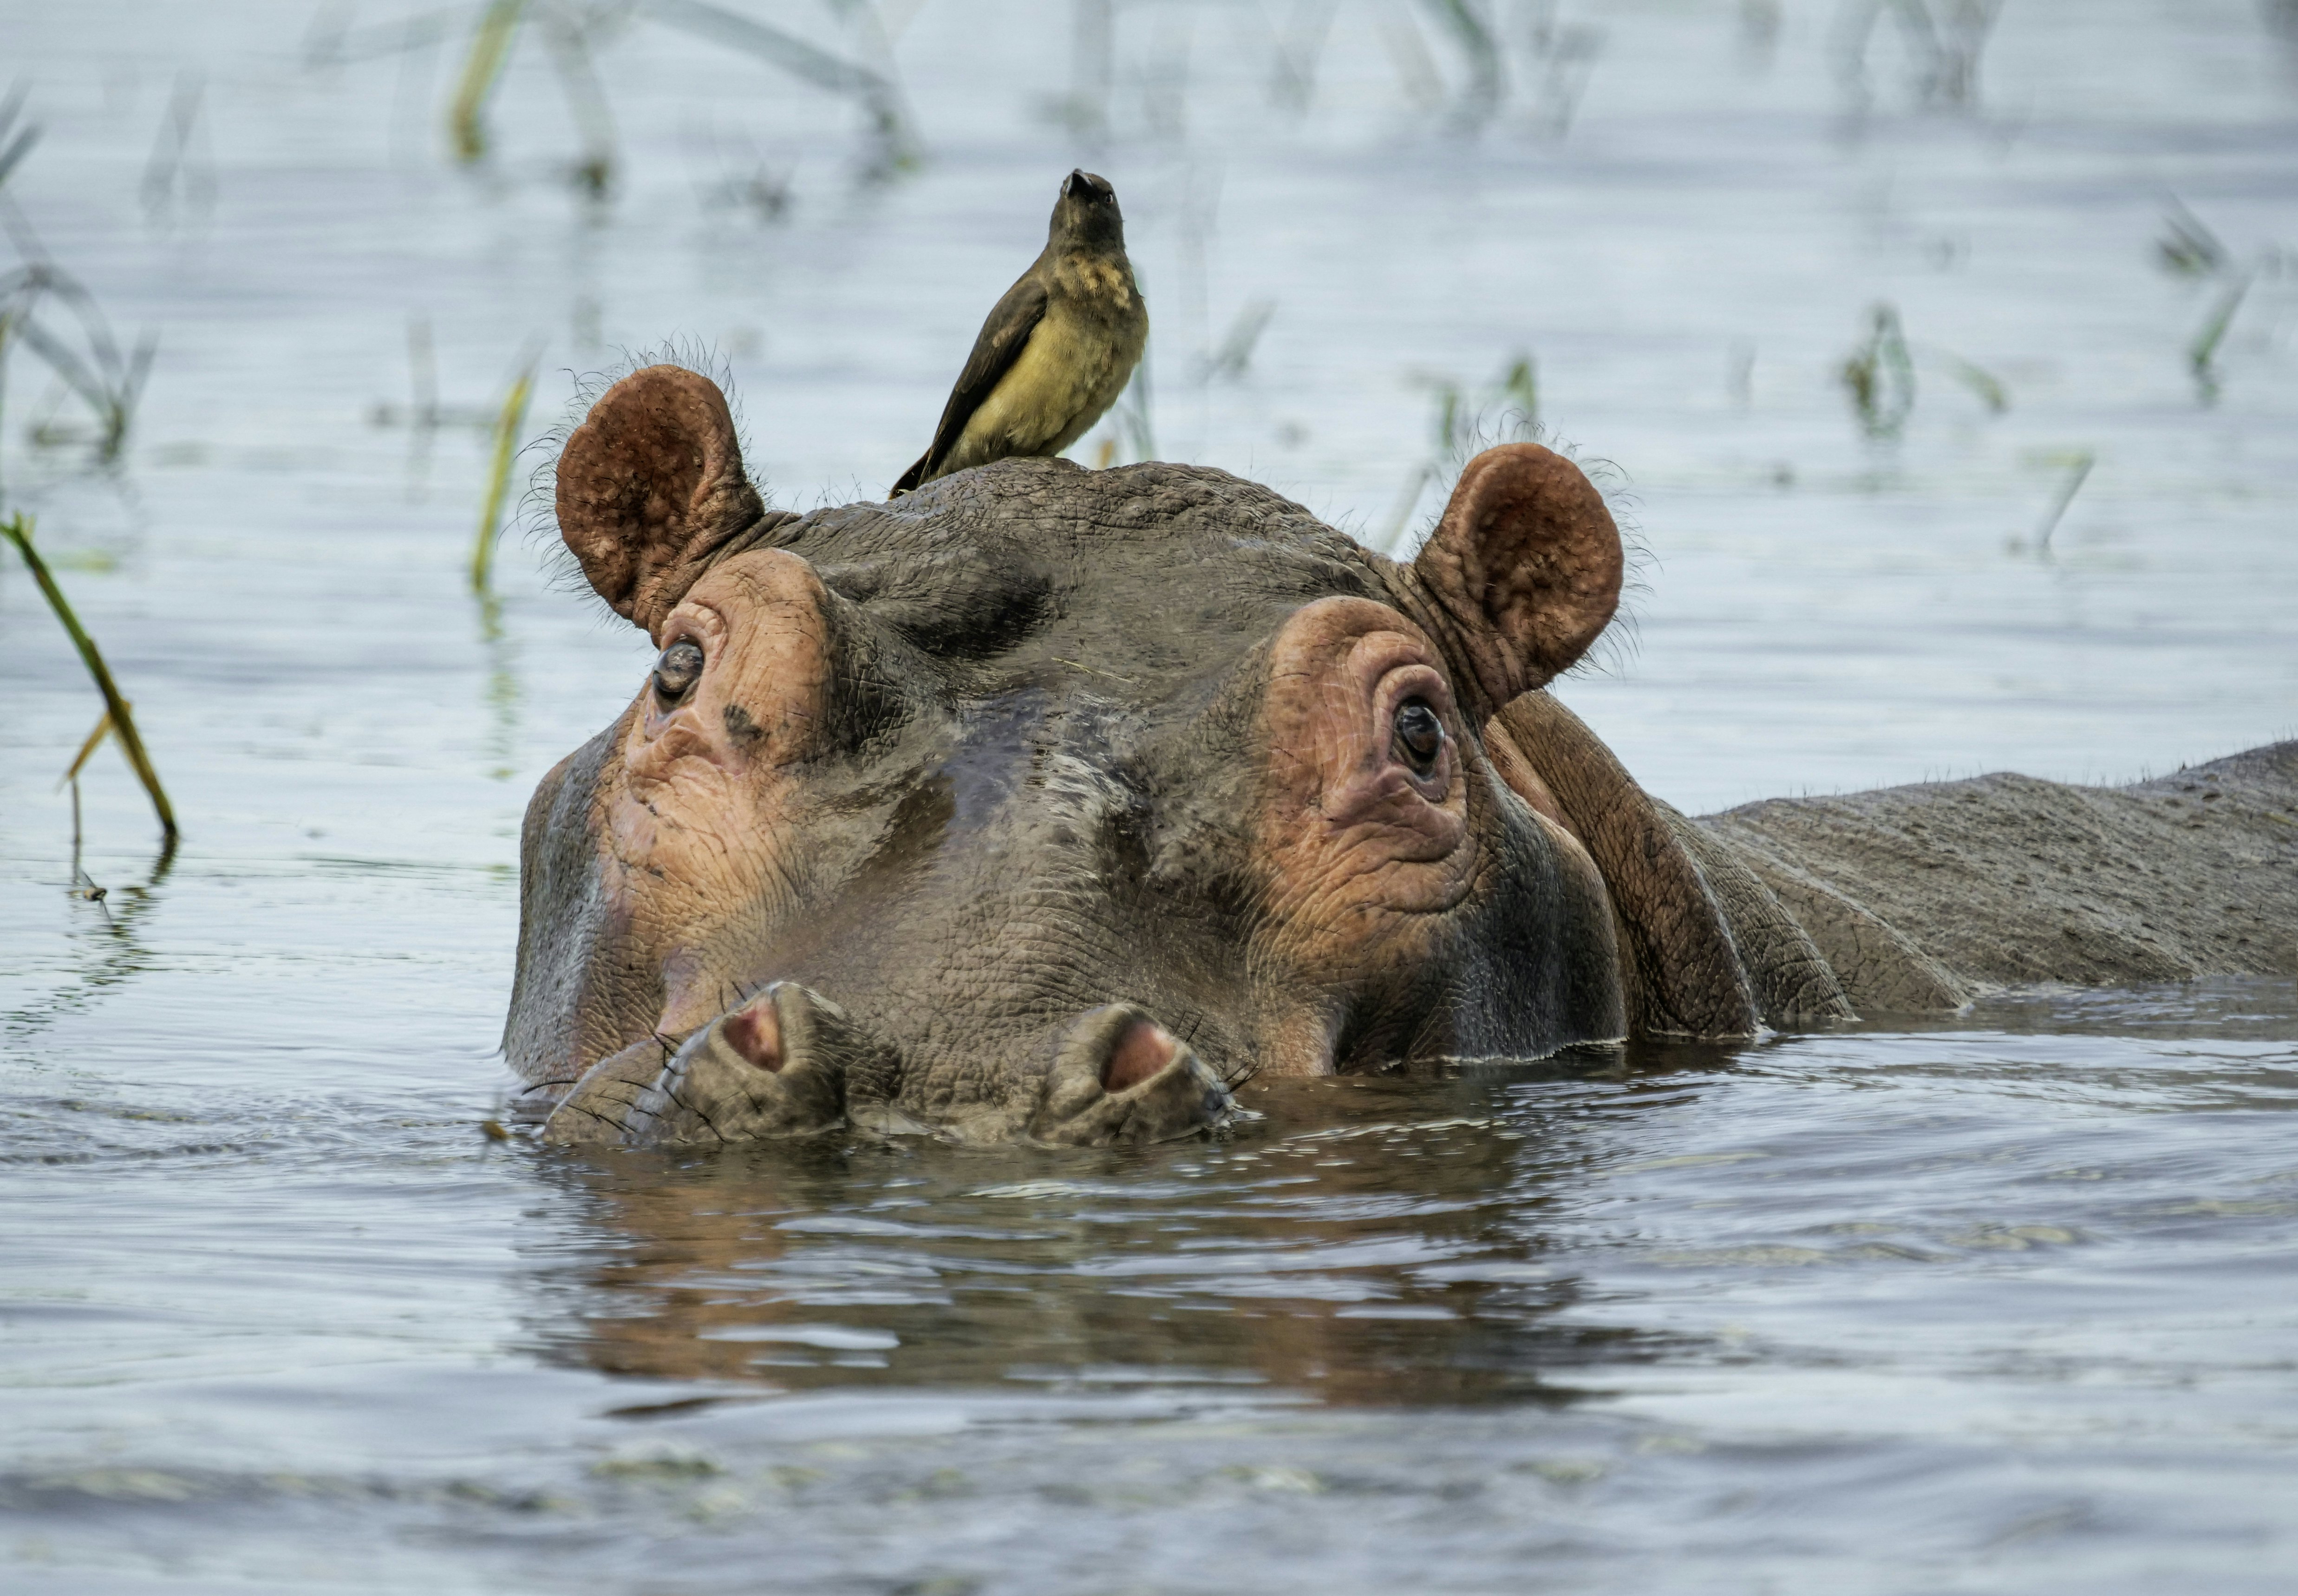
3, 2, 2295, 1590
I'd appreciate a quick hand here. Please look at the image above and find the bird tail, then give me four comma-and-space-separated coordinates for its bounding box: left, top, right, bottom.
888, 450, 933, 499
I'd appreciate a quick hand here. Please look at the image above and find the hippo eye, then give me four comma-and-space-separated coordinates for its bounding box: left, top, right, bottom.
1393, 698, 1444, 776
652, 638, 705, 704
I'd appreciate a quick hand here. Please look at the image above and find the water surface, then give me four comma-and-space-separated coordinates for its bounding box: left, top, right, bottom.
4, 2, 2295, 1589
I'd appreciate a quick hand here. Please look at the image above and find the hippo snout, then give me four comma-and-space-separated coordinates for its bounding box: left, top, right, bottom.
541, 989, 1233, 1150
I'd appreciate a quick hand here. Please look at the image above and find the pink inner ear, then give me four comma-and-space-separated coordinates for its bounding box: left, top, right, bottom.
721, 999, 783, 1073
1101, 1020, 1177, 1093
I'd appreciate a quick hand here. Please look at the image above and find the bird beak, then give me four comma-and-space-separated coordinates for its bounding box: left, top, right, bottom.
1064, 169, 1090, 200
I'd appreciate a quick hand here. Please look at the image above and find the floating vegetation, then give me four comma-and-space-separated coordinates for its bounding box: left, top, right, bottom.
2, 514, 177, 841
1839, 303, 1915, 439
470, 350, 540, 593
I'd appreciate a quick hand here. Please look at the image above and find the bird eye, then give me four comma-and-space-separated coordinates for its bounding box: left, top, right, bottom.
1393, 698, 1443, 777
653, 639, 705, 704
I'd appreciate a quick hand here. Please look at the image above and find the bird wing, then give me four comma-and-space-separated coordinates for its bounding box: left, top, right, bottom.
891, 265, 1050, 495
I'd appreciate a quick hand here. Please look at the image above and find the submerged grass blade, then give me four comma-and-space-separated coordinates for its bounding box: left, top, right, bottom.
3, 513, 176, 840
470, 351, 538, 592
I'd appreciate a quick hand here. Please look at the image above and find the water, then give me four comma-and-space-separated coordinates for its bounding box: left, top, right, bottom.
4, 1, 2296, 1589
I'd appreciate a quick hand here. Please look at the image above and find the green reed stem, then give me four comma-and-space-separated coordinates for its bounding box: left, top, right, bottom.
450, 0, 529, 164
2, 513, 177, 840
470, 354, 537, 592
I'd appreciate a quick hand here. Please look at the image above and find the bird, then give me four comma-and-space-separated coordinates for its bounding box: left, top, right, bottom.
890, 169, 1148, 496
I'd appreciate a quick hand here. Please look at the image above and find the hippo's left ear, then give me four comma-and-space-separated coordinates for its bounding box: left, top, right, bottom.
555, 365, 771, 640
1407, 444, 1623, 710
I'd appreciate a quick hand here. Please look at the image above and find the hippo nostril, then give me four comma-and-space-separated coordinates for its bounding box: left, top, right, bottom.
721, 999, 783, 1072
1101, 1019, 1176, 1094
1031, 1003, 1234, 1147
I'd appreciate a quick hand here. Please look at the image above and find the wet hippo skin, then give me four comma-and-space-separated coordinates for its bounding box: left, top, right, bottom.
504, 365, 2298, 1147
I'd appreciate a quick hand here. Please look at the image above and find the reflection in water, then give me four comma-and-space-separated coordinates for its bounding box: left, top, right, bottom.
475, 588, 522, 782
521, 1056, 1735, 1407
3, 834, 174, 1041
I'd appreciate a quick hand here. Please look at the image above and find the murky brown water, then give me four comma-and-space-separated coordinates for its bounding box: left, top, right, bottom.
5, 2, 2296, 1590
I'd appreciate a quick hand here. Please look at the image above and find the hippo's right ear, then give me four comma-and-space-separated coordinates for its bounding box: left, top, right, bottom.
1408, 444, 1624, 712
555, 365, 768, 639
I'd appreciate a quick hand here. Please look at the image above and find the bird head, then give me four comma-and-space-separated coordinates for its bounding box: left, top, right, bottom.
1051, 169, 1125, 250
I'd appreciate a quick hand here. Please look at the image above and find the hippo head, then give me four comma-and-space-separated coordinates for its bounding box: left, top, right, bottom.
507, 365, 1639, 1148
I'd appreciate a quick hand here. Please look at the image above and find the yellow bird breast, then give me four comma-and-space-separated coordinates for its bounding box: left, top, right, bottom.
946, 270, 1147, 476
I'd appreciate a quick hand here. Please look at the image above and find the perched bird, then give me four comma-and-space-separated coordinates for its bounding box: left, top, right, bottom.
891, 169, 1148, 495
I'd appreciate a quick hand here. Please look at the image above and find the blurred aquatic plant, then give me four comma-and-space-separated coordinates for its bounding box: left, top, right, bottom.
0, 98, 159, 467
2, 513, 177, 842
2186, 276, 2250, 406
1840, 303, 2011, 437
535, 7, 619, 198
1087, 357, 1156, 469
1738, 0, 1783, 66
138, 72, 218, 224
1939, 352, 2007, 414
1833, 0, 2002, 114
2155, 201, 2288, 405
1382, 350, 1541, 549
687, 123, 795, 222
1416, 0, 1505, 128
1064, 0, 1592, 140
2156, 203, 2230, 279
0, 85, 38, 189
449, 0, 529, 165
1200, 298, 1276, 383
1267, 0, 1340, 114
319, 0, 914, 193
471, 348, 541, 592
653, 0, 918, 180
1839, 303, 1915, 439
2030, 449, 2094, 558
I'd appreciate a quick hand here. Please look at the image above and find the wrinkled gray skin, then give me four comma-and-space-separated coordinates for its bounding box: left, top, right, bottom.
506, 365, 2298, 1150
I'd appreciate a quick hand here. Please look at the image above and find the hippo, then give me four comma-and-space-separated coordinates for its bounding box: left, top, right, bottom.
505, 365, 2298, 1148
